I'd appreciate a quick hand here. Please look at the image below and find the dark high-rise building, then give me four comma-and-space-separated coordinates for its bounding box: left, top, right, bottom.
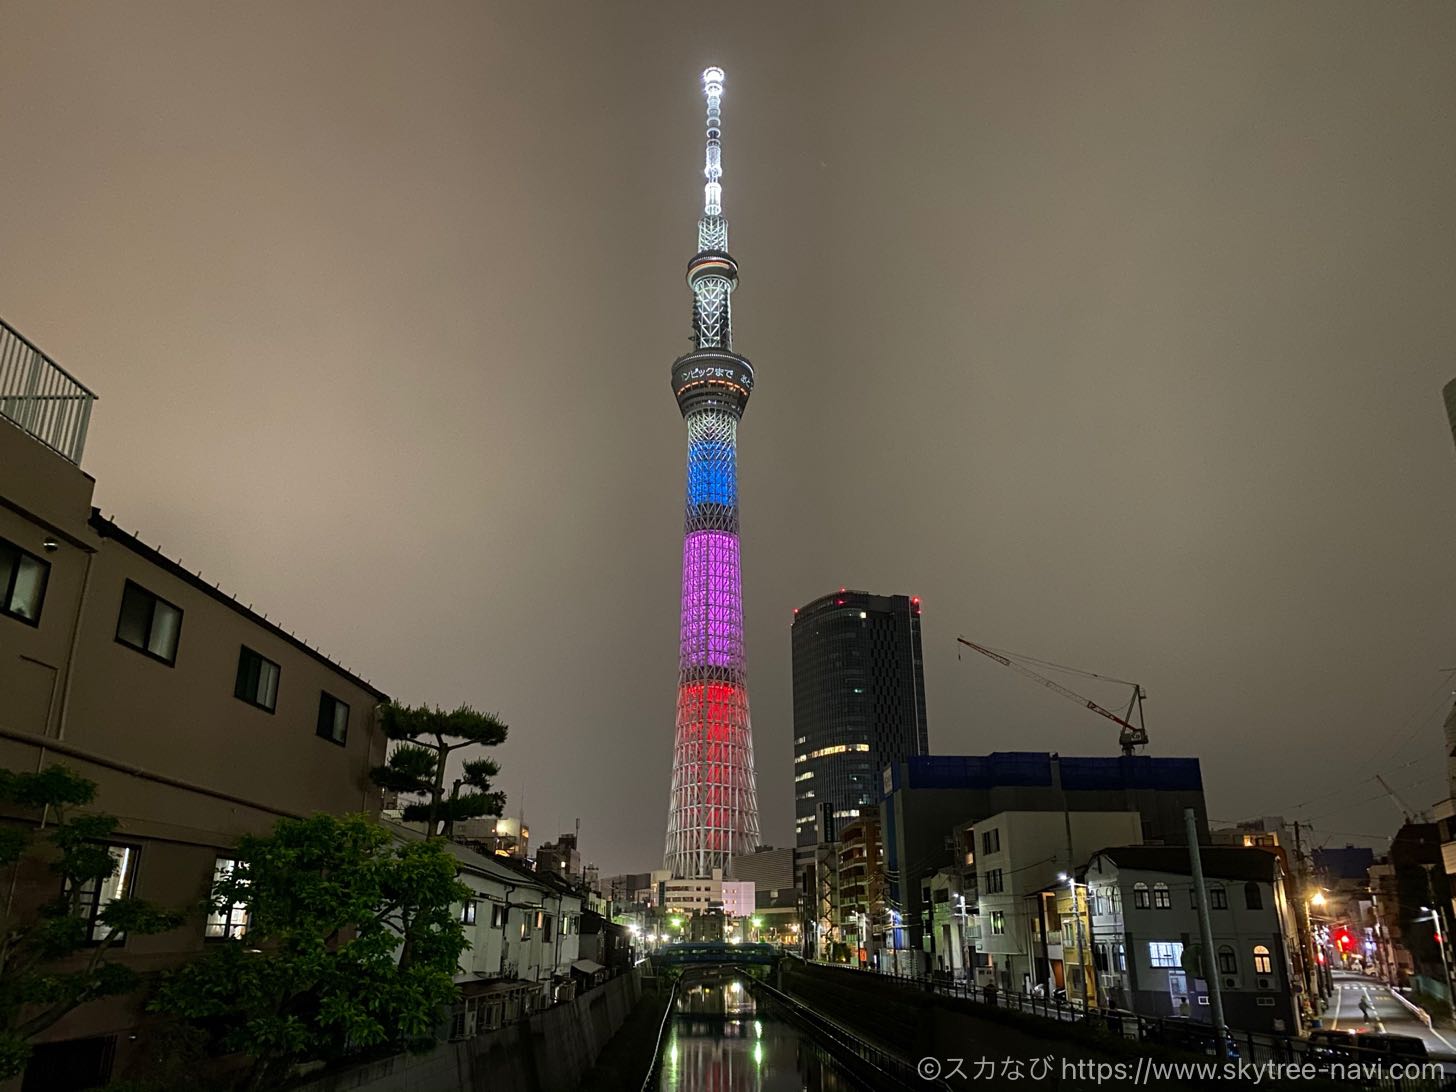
791, 590, 929, 847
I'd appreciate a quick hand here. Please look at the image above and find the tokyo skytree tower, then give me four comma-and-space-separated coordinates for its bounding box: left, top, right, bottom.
663, 67, 760, 878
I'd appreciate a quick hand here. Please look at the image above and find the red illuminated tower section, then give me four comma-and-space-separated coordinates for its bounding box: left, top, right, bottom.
663, 67, 760, 878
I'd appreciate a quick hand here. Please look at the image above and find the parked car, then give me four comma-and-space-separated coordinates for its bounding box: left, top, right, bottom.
1143, 1017, 1240, 1060
1307, 1028, 1356, 1060
1351, 1032, 1429, 1066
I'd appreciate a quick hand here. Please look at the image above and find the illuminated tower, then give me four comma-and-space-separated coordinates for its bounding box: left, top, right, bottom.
663, 67, 760, 878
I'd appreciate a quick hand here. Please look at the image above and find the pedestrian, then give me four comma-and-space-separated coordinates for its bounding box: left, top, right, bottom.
1359, 996, 1372, 1023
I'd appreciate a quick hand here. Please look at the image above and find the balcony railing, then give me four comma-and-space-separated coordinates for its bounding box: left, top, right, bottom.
0, 318, 96, 465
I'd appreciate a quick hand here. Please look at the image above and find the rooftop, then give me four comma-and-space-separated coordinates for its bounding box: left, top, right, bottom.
1092, 845, 1279, 883
90, 510, 387, 700
0, 317, 96, 465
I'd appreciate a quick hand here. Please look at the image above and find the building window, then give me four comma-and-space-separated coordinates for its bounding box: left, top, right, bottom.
983, 869, 1003, 894
1209, 886, 1227, 910
0, 537, 49, 625
234, 646, 280, 712
115, 580, 182, 664
205, 856, 249, 940
70, 843, 139, 944
1217, 945, 1237, 975
1153, 883, 1170, 909
990, 910, 1006, 936
1148, 941, 1183, 968
491, 904, 507, 928
982, 829, 1000, 855
1252, 945, 1272, 974
1133, 883, 1150, 909
316, 692, 349, 745
1245, 882, 1263, 910
1113, 941, 1127, 972
461, 900, 477, 925
542, 914, 553, 942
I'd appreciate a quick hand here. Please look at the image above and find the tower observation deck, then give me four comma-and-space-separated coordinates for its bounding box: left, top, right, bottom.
663, 67, 760, 879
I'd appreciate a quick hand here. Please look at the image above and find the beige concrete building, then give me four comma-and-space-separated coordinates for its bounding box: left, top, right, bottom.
0, 320, 388, 1091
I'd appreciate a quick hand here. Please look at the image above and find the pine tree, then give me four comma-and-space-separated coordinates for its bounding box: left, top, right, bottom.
369, 703, 508, 836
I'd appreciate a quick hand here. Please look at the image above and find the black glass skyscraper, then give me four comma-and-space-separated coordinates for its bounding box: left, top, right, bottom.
791, 590, 929, 847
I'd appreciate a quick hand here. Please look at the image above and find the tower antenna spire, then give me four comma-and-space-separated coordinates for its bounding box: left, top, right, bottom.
702, 66, 725, 219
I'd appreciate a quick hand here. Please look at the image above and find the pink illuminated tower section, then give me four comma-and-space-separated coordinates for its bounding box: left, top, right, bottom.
663, 67, 760, 878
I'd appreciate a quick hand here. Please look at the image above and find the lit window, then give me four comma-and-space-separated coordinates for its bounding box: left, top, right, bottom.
234, 646, 280, 712
990, 910, 1006, 935
71, 843, 139, 944
115, 580, 182, 664
0, 536, 49, 625
1209, 886, 1227, 910
1148, 941, 1183, 968
461, 900, 477, 925
316, 692, 349, 745
1252, 945, 1272, 974
205, 856, 249, 940
795, 771, 813, 782
1133, 883, 1150, 909
1153, 883, 1170, 909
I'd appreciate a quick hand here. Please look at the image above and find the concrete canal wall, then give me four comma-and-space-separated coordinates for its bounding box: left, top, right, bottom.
291, 969, 642, 1092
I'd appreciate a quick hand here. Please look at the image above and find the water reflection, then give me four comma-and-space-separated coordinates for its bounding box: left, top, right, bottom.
658, 976, 858, 1092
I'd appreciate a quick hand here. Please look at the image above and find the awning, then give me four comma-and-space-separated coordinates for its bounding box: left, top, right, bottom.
571, 959, 606, 976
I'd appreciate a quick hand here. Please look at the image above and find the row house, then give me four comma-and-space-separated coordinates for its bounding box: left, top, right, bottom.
0, 318, 389, 1092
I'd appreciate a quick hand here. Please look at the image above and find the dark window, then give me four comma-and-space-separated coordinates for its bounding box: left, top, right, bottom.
1217, 945, 1237, 975
1133, 883, 1150, 909
983, 868, 1003, 894
543, 914, 553, 942
205, 856, 249, 940
461, 900, 477, 925
1153, 883, 1171, 909
1245, 882, 1263, 910
234, 646, 280, 712
0, 537, 49, 625
21, 1035, 116, 1092
69, 843, 139, 944
1209, 886, 1227, 910
317, 692, 349, 745
491, 904, 507, 928
115, 580, 182, 664
982, 829, 1000, 854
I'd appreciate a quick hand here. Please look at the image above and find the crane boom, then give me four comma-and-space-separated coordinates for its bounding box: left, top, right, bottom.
956, 637, 1150, 756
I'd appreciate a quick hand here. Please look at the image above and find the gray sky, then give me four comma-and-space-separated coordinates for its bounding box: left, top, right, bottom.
3, 2, 1454, 876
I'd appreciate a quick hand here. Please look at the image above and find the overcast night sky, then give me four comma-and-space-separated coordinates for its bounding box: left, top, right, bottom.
2, 2, 1454, 876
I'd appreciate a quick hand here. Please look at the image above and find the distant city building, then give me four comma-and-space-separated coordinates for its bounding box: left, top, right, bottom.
729, 845, 793, 891
881, 752, 1209, 958
0, 316, 390, 1089
448, 814, 531, 861
791, 589, 928, 848
536, 831, 582, 881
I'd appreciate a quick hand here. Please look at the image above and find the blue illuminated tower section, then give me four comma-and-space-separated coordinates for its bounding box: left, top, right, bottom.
664, 67, 760, 878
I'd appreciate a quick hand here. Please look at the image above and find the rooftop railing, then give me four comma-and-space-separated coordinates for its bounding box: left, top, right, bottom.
0, 318, 96, 465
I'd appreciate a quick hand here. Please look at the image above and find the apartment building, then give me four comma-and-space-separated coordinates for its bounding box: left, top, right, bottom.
0, 318, 389, 1090
1084, 845, 1300, 1034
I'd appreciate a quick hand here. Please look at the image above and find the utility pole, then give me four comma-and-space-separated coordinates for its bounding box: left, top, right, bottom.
1292, 820, 1322, 1020
1187, 808, 1228, 1058
1422, 865, 1456, 1020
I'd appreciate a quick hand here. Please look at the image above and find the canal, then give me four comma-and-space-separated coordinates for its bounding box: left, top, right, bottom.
656, 974, 862, 1091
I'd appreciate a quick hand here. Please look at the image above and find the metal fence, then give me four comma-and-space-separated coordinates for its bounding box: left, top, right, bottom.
0, 318, 96, 464
800, 960, 1450, 1087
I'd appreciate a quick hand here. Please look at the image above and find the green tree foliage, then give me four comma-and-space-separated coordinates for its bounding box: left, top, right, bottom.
150, 814, 469, 1091
0, 765, 183, 1081
369, 703, 508, 835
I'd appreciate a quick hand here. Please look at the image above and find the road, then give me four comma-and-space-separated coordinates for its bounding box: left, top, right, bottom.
1326, 969, 1456, 1062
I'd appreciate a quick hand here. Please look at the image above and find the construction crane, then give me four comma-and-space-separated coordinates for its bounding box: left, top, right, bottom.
1375, 774, 1430, 824
956, 637, 1150, 757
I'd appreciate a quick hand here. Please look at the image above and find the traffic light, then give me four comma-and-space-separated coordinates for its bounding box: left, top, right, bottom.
1333, 927, 1353, 953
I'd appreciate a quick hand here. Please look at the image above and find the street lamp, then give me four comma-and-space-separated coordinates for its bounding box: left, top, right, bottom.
1058, 872, 1092, 1010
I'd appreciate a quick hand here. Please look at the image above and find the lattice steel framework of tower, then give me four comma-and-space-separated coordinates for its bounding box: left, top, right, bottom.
664, 66, 760, 878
